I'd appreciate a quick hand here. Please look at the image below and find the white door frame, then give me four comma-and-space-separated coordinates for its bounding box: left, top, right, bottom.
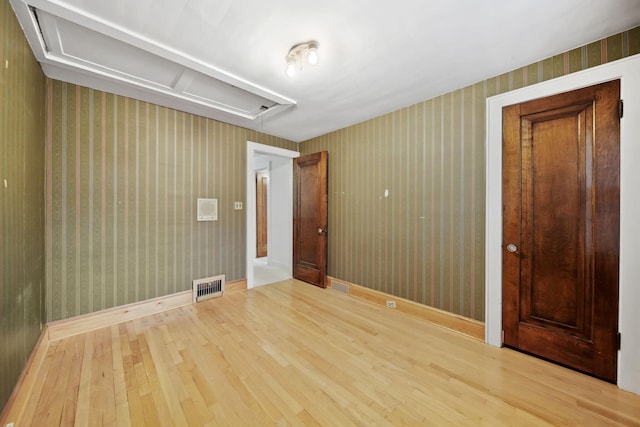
485, 55, 640, 394
246, 141, 299, 289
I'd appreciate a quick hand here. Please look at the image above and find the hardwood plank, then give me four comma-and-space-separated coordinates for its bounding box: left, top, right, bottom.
139, 391, 162, 426
224, 278, 248, 294
4, 280, 639, 426
111, 325, 132, 427
75, 333, 95, 425
91, 328, 116, 425
124, 389, 145, 427
135, 321, 178, 426
59, 340, 82, 426
32, 339, 76, 424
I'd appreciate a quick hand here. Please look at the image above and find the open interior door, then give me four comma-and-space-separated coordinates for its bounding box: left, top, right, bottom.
293, 151, 328, 288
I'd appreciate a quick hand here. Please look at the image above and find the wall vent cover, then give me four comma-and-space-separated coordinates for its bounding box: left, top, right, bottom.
192, 274, 225, 303
330, 280, 349, 295
197, 198, 218, 221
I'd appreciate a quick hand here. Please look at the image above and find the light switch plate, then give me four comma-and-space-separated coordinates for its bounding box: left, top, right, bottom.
234, 201, 243, 210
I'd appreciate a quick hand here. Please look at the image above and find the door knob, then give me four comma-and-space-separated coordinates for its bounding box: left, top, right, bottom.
318, 227, 327, 235
506, 243, 518, 253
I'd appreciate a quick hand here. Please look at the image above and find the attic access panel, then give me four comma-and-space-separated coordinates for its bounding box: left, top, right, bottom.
23, 3, 294, 121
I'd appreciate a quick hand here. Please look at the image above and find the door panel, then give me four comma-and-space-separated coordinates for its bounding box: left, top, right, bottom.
256, 172, 268, 258
524, 106, 591, 335
293, 151, 328, 288
502, 80, 620, 382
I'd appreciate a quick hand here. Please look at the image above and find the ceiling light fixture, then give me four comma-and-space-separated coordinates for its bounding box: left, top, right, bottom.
285, 40, 319, 77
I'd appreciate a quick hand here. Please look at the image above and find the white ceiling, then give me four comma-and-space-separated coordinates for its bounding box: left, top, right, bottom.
10, 0, 640, 142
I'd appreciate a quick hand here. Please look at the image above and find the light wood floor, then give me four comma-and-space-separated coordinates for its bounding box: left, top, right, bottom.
6, 280, 640, 426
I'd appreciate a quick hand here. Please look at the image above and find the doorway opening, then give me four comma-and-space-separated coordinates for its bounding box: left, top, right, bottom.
246, 141, 299, 289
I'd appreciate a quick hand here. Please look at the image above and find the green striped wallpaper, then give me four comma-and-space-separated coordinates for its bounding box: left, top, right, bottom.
0, 0, 46, 412
46, 81, 296, 321
300, 26, 640, 321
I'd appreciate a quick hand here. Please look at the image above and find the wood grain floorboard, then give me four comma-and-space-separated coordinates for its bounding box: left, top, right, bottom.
6, 279, 640, 426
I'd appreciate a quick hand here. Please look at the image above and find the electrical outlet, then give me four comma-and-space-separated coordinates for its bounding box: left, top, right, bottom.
386, 300, 396, 308
234, 201, 243, 210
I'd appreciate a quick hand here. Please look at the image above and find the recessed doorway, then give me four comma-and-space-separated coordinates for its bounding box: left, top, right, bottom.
246, 141, 299, 289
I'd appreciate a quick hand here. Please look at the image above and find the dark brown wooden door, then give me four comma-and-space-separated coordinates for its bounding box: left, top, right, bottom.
502, 80, 620, 382
256, 171, 268, 258
293, 151, 328, 288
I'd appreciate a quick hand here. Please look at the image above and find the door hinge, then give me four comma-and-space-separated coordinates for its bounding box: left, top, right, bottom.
619, 99, 624, 119
617, 332, 622, 350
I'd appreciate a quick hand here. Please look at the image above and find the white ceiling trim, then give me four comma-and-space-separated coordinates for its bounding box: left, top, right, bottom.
10, 0, 296, 123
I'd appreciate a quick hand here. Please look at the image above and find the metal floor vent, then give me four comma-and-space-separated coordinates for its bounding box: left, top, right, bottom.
331, 280, 349, 295
192, 274, 225, 303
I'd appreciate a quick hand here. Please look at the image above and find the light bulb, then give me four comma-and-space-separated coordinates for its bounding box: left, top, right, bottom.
307, 48, 318, 65
286, 60, 296, 77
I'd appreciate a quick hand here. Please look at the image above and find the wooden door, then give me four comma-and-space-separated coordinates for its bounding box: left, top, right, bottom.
502, 80, 620, 382
293, 151, 328, 288
256, 171, 268, 258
